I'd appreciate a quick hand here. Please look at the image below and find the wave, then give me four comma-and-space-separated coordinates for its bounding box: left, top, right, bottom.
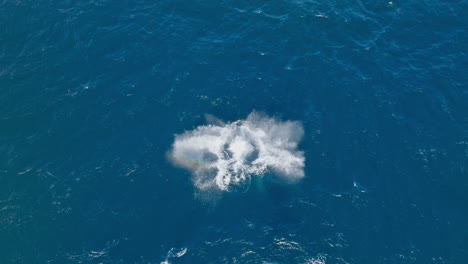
160, 247, 187, 264
169, 111, 305, 191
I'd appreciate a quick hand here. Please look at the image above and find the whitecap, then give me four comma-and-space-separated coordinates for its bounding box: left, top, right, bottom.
161, 247, 187, 264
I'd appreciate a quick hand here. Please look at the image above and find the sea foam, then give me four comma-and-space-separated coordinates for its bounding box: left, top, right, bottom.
169, 112, 305, 191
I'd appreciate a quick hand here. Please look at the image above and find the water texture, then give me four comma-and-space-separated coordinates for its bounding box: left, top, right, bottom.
0, 0, 466, 263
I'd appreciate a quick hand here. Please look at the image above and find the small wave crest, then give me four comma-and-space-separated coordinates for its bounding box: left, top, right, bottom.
160, 247, 187, 264
169, 112, 305, 191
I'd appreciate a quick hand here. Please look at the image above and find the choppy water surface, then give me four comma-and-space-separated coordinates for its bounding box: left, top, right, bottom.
0, 0, 466, 263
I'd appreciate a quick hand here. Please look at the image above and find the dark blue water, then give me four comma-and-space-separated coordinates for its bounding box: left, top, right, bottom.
1, 1, 466, 263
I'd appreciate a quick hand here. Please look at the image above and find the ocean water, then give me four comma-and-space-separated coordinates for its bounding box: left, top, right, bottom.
0, 0, 466, 263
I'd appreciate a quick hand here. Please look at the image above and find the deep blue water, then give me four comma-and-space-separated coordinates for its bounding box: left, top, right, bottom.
1, 0, 467, 263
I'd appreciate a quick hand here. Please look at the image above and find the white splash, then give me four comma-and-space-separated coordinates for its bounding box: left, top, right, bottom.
160, 247, 187, 264
169, 112, 305, 191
